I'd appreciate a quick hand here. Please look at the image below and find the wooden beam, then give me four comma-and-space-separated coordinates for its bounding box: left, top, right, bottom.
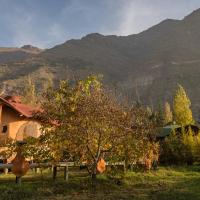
0, 161, 126, 170
0, 104, 2, 125
52, 166, 57, 181
64, 165, 69, 181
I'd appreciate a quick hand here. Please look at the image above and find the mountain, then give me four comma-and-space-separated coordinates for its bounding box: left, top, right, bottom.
1, 9, 200, 117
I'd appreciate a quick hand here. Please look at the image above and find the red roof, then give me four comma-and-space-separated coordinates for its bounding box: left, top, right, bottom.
0, 96, 40, 118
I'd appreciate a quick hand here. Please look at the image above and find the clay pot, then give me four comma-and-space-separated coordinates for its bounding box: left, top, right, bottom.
12, 148, 30, 177
97, 158, 106, 173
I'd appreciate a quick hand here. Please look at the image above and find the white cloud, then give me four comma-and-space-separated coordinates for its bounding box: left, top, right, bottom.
47, 23, 69, 46
3, 5, 67, 48
2, 0, 200, 48
116, 1, 162, 35
4, 7, 45, 47
115, 0, 200, 36
11, 16, 41, 47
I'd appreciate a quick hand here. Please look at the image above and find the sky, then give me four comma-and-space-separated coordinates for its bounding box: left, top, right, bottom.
1, 0, 200, 48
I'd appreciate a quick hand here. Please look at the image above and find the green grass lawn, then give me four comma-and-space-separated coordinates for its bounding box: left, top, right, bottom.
0, 166, 200, 200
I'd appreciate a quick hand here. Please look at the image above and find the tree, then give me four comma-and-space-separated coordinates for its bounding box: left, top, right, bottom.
182, 126, 195, 164
160, 130, 184, 164
114, 107, 159, 170
173, 84, 194, 126
0, 138, 16, 161
39, 75, 126, 178
160, 125, 200, 165
164, 102, 173, 125
38, 75, 159, 178
155, 103, 165, 126
21, 136, 52, 163
22, 75, 37, 106
193, 132, 200, 162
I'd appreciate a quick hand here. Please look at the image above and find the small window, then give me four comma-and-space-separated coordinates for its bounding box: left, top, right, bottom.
2, 125, 7, 134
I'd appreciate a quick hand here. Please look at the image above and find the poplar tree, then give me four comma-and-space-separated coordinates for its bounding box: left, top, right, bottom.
173, 84, 194, 126
23, 75, 37, 105
155, 103, 164, 126
164, 101, 173, 125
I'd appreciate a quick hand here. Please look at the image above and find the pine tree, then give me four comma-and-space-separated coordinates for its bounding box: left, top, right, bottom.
164, 102, 173, 125
173, 84, 194, 126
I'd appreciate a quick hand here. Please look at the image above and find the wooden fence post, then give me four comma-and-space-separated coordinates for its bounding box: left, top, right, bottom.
123, 161, 126, 173
53, 166, 57, 181
64, 165, 69, 181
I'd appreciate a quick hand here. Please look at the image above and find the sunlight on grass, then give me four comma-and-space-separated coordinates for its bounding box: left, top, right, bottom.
0, 166, 200, 200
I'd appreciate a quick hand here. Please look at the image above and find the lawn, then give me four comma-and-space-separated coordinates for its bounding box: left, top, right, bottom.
0, 166, 200, 200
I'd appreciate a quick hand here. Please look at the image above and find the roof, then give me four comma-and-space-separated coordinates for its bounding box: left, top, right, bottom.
157, 124, 200, 139
157, 125, 181, 138
0, 96, 40, 118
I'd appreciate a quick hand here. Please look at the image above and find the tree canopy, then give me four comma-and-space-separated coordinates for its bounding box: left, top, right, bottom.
164, 102, 173, 125
173, 84, 194, 126
36, 76, 158, 177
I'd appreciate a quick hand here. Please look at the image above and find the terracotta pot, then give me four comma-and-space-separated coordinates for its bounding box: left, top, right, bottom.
12, 148, 30, 177
97, 158, 106, 173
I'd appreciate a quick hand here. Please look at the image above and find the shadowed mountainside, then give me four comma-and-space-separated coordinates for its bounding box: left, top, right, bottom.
1, 9, 200, 117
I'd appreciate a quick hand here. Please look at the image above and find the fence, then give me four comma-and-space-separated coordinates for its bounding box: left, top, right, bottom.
0, 161, 125, 184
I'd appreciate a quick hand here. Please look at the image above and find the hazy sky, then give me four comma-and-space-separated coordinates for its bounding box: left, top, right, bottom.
1, 0, 200, 48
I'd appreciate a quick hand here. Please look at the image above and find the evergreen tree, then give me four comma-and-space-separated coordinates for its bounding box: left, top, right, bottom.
173, 84, 194, 126
164, 101, 173, 125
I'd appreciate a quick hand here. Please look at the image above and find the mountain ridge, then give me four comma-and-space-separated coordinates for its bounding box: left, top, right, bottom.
1, 9, 200, 117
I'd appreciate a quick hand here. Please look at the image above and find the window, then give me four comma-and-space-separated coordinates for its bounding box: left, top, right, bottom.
2, 125, 7, 134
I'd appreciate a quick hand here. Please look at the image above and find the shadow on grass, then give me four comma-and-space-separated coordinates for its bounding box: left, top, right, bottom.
152, 176, 200, 200
0, 174, 122, 200
0, 166, 200, 200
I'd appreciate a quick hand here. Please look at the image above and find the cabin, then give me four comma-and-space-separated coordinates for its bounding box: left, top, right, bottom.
0, 95, 41, 144
157, 124, 200, 140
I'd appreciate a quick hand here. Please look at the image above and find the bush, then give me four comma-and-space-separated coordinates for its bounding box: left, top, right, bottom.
160, 127, 200, 165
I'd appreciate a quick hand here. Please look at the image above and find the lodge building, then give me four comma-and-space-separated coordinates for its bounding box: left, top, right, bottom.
0, 95, 41, 144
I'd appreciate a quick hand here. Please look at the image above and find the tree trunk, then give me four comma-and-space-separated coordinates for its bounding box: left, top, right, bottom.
91, 162, 98, 180
16, 176, 22, 185
91, 172, 97, 179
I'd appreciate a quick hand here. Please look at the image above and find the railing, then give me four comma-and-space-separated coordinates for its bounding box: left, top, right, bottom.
0, 161, 125, 169
0, 161, 125, 184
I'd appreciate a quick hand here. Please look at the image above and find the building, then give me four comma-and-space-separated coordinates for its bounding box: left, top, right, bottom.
157, 124, 200, 140
0, 95, 41, 144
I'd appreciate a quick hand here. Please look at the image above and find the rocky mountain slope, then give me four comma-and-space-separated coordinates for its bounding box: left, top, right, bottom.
1, 9, 200, 116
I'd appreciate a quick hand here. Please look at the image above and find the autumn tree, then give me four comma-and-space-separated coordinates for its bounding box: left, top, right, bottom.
21, 136, 52, 163
155, 104, 165, 126
30, 75, 160, 178
164, 101, 173, 125
173, 84, 194, 126
39, 76, 126, 178
116, 107, 159, 169
0, 138, 16, 161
